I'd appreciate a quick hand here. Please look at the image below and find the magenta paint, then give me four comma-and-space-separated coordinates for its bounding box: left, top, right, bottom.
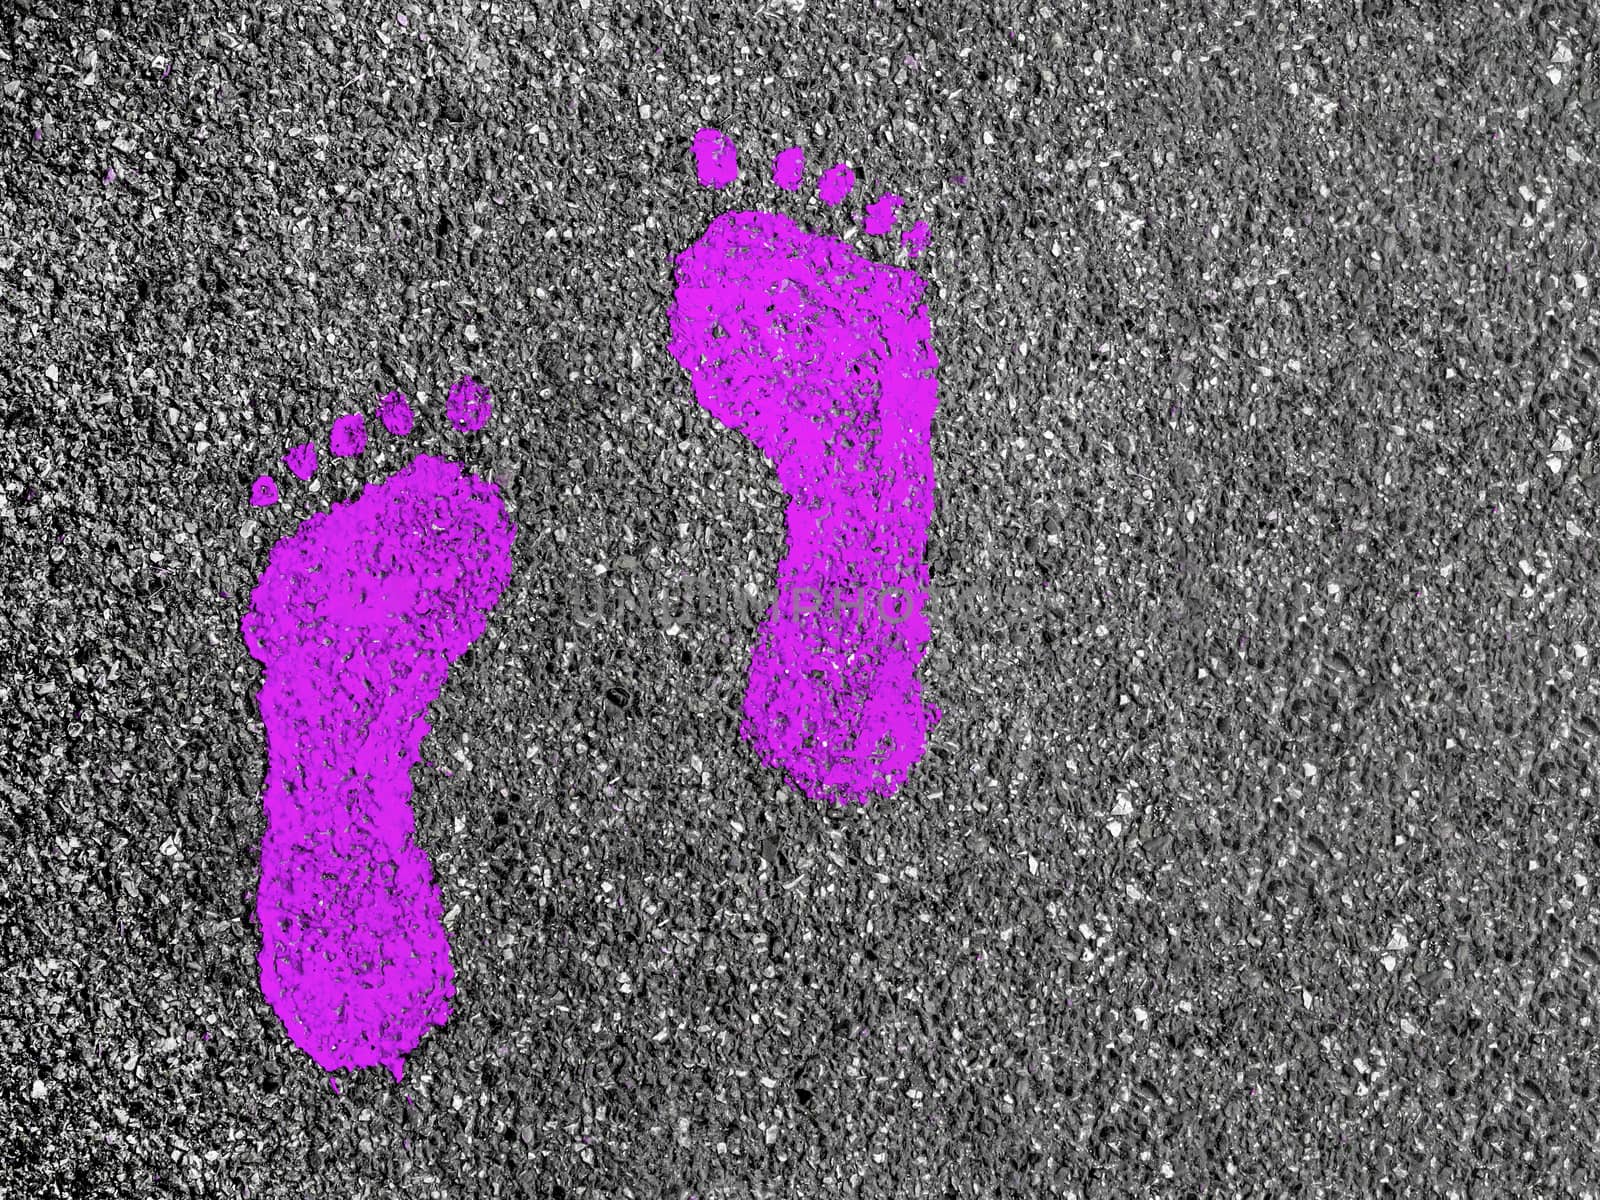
818, 162, 855, 207
692, 127, 738, 190
902, 221, 930, 259
864, 193, 904, 236
669, 131, 940, 805
330, 413, 367, 458
283, 441, 319, 482
251, 475, 280, 507
378, 390, 415, 437
242, 452, 516, 1077
772, 146, 805, 192
446, 375, 492, 432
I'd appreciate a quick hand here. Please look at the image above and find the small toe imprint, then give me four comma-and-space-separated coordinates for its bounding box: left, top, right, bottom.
330, 413, 368, 458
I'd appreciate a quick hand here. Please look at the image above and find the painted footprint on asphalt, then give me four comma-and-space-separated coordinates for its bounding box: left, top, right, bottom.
668, 128, 941, 806
242, 376, 513, 1080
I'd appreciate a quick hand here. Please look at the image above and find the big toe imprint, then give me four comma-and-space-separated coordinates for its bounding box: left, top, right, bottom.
668, 129, 942, 807
243, 432, 514, 1079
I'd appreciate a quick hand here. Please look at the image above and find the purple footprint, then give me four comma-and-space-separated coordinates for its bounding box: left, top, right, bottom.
668, 130, 940, 807
241, 381, 514, 1079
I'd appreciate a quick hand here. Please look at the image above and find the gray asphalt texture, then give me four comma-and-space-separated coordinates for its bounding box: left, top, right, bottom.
3, 1, 1600, 1197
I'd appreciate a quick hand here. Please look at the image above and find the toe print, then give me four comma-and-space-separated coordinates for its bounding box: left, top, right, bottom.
692, 126, 739, 190
772, 146, 805, 192
863, 193, 904, 235
817, 161, 856, 207
667, 128, 942, 807
901, 219, 931, 260
283, 440, 318, 482
378, 390, 415, 437
241, 377, 515, 1080
251, 475, 280, 508
329, 412, 367, 458
446, 375, 494, 433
